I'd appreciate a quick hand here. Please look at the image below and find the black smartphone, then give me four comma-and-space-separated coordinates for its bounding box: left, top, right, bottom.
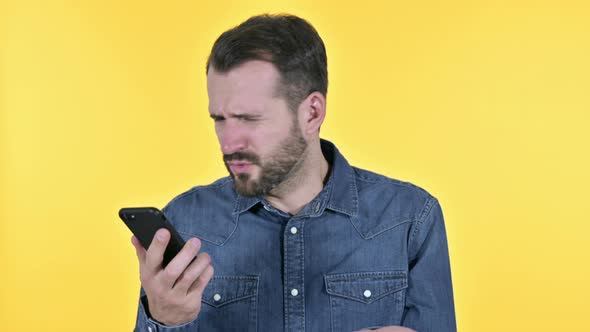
119, 207, 186, 267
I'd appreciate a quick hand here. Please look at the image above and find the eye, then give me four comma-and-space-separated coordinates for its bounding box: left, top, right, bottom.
237, 115, 260, 122
210, 115, 225, 122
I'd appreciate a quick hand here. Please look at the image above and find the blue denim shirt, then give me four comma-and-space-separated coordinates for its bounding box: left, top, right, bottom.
134, 139, 456, 332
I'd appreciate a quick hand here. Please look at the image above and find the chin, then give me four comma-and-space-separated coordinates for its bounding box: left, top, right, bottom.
234, 182, 259, 197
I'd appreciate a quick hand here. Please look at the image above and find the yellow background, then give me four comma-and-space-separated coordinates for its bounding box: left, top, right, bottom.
2, 0, 589, 331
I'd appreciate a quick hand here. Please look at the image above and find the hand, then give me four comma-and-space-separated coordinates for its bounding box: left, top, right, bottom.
355, 327, 417, 332
131, 229, 215, 326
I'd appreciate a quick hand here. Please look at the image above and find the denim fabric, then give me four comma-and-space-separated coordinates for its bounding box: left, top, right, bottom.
134, 139, 456, 332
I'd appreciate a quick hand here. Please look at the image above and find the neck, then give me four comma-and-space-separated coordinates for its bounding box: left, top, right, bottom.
264, 140, 329, 215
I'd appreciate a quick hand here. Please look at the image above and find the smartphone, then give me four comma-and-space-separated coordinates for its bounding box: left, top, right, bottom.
119, 207, 186, 267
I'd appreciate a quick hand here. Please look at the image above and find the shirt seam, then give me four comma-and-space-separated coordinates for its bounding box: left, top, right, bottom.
409, 197, 438, 245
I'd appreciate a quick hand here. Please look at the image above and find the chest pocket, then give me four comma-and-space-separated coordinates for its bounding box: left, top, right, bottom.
325, 271, 407, 332
199, 275, 259, 332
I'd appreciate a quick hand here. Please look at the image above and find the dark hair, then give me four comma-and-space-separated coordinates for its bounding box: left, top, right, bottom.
206, 14, 328, 111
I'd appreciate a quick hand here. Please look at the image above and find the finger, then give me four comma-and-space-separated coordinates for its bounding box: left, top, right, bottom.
145, 228, 170, 274
188, 264, 214, 296
172, 252, 212, 295
131, 235, 146, 262
159, 238, 202, 288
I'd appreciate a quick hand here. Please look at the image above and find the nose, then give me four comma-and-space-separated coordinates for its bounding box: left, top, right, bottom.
218, 121, 248, 155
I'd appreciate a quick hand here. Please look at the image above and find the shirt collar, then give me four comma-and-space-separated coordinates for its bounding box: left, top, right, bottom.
233, 139, 358, 217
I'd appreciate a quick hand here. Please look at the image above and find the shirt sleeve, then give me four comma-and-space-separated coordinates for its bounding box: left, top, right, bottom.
133, 287, 200, 332
402, 197, 457, 332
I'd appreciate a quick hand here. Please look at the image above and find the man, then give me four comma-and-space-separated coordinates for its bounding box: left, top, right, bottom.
131, 14, 456, 332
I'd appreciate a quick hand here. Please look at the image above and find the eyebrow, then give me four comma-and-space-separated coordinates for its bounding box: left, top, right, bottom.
209, 112, 263, 120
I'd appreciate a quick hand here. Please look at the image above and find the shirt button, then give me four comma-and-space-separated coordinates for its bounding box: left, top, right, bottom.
291, 288, 299, 296
213, 293, 221, 302
314, 202, 321, 213
363, 290, 372, 298
148, 327, 153, 332
290, 226, 297, 234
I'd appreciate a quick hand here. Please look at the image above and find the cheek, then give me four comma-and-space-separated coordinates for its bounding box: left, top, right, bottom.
251, 130, 282, 154
215, 127, 223, 145
248, 127, 268, 146
258, 118, 292, 142
213, 123, 224, 143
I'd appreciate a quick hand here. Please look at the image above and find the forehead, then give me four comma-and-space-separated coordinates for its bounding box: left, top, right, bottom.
207, 60, 282, 111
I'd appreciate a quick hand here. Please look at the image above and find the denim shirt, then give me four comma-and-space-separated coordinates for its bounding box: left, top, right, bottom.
134, 139, 456, 332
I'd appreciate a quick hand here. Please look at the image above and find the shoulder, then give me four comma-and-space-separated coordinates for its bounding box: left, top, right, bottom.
349, 166, 439, 238
161, 177, 238, 244
163, 176, 235, 212
353, 166, 437, 208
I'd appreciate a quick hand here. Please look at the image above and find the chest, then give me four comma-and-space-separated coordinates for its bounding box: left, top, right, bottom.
179, 212, 412, 331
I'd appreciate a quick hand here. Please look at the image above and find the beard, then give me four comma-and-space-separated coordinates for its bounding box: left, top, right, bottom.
223, 120, 308, 197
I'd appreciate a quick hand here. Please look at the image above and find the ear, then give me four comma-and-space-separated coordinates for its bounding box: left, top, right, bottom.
298, 92, 326, 137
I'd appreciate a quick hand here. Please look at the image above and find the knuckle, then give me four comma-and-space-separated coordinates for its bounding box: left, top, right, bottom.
164, 266, 179, 280
150, 240, 165, 252
144, 251, 156, 264
194, 254, 209, 268
147, 246, 162, 259
200, 253, 211, 264
205, 264, 214, 276
188, 267, 200, 280
184, 268, 202, 284
175, 272, 191, 286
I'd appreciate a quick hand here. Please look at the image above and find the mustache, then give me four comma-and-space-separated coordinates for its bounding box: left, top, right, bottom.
223, 151, 260, 164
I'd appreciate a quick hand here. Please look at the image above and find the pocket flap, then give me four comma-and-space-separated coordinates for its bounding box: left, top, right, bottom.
201, 275, 259, 308
324, 271, 407, 304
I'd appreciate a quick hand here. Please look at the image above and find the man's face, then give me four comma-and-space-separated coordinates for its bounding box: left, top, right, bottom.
207, 60, 308, 197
